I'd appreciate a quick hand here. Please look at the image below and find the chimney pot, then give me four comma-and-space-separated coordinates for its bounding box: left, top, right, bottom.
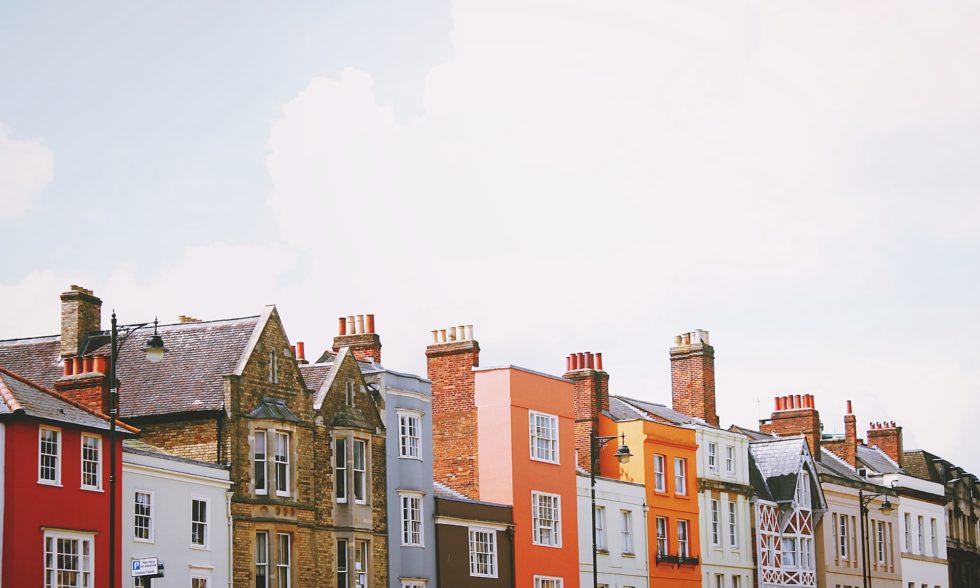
296, 342, 305, 361
366, 314, 375, 334
787, 395, 795, 409
290, 345, 296, 357
458, 325, 466, 340
585, 352, 594, 369
346, 316, 355, 335
682, 333, 691, 345
595, 352, 603, 371
577, 353, 585, 369
466, 325, 474, 340
338, 317, 347, 336
847, 399, 853, 414
82, 355, 94, 373
571, 354, 579, 370
566, 355, 572, 372
439, 329, 447, 343
431, 330, 439, 344
63, 358, 74, 377
795, 394, 802, 409
356, 315, 365, 335
449, 326, 457, 341
72, 357, 83, 375
93, 355, 107, 374
674, 335, 682, 346
776, 396, 783, 411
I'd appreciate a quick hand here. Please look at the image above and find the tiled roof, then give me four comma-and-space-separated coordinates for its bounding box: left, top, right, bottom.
817, 448, 864, 482
0, 367, 138, 433
0, 316, 260, 418
616, 396, 706, 426
748, 437, 806, 503
299, 363, 332, 392
857, 445, 902, 475
903, 449, 938, 482
729, 424, 776, 442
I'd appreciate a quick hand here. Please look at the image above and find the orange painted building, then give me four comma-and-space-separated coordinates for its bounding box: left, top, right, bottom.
600, 411, 702, 588
428, 329, 580, 588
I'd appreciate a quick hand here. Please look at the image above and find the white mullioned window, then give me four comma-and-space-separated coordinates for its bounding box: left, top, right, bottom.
529, 411, 559, 463
191, 497, 209, 548
797, 471, 811, 506
39, 425, 61, 485
335, 438, 347, 503
654, 454, 666, 492
711, 499, 721, 545
725, 445, 735, 473
532, 491, 562, 547
337, 540, 348, 587
354, 540, 368, 587
400, 493, 424, 546
468, 527, 497, 577
656, 516, 668, 555
675, 458, 687, 496
534, 577, 563, 588
398, 411, 422, 459
191, 577, 209, 588
840, 514, 849, 559
728, 501, 738, 548
782, 536, 798, 567
353, 439, 367, 504
877, 521, 887, 563
595, 506, 607, 550
905, 513, 912, 551
80, 433, 101, 490
134, 490, 154, 542
931, 518, 938, 556
918, 515, 925, 553
43, 530, 94, 588
256, 531, 269, 588
255, 430, 268, 495
621, 510, 634, 554
708, 442, 718, 469
677, 520, 690, 557
275, 432, 290, 496
277, 533, 291, 588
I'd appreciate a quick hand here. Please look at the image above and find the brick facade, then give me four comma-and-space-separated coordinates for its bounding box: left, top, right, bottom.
427, 337, 481, 499
867, 422, 903, 467
670, 331, 719, 427
332, 314, 382, 363
564, 354, 609, 472
760, 394, 822, 460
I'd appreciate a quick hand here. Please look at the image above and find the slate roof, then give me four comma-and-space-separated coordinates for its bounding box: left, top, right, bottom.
299, 363, 331, 392
0, 367, 138, 433
0, 316, 261, 418
748, 438, 808, 503
433, 481, 469, 500
857, 445, 902, 475
729, 424, 776, 442
903, 449, 939, 482
615, 395, 707, 426
817, 448, 863, 481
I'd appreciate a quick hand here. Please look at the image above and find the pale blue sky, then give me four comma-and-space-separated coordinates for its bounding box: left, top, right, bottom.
1, 1, 979, 473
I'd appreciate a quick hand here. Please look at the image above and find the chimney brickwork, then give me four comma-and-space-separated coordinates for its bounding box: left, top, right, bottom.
565, 351, 610, 472
867, 420, 904, 468
55, 353, 110, 414
332, 314, 382, 363
427, 325, 480, 499
670, 329, 719, 427
760, 393, 822, 460
822, 400, 861, 469
60, 286, 102, 358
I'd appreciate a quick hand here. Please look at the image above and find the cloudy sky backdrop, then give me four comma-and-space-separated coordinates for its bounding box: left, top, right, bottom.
2, 1, 978, 471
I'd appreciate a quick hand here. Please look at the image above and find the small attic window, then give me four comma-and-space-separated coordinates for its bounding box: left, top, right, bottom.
857, 468, 868, 478
346, 380, 355, 405
269, 350, 278, 384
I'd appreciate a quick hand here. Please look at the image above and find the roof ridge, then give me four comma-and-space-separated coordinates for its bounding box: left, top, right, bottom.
0, 334, 60, 345
158, 314, 261, 329
0, 366, 139, 434
615, 394, 667, 408
0, 374, 24, 412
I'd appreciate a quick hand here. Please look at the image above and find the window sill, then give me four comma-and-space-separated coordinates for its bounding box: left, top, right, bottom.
134, 538, 155, 544
38, 480, 62, 487
529, 456, 560, 466
81, 486, 104, 493
398, 455, 423, 461
531, 542, 562, 549
621, 552, 636, 558
189, 545, 211, 551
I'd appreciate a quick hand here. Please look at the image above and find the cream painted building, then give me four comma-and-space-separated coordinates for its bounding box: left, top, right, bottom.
577, 473, 650, 588
877, 471, 949, 587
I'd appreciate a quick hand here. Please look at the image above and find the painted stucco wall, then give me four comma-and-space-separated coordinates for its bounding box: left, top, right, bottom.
371, 367, 438, 588
122, 448, 231, 588
577, 474, 649, 588
881, 473, 949, 588
695, 426, 754, 588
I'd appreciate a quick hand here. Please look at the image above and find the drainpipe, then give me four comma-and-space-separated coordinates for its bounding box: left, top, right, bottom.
642, 501, 651, 588
226, 491, 234, 588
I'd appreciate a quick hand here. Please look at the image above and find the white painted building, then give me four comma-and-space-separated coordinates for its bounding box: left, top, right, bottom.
878, 471, 949, 587
577, 472, 649, 588
122, 439, 232, 588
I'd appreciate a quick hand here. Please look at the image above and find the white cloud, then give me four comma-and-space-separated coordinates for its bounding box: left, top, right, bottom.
0, 123, 54, 222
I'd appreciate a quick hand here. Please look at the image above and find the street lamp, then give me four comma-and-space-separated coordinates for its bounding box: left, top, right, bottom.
108, 313, 166, 588
858, 485, 896, 588
584, 427, 632, 588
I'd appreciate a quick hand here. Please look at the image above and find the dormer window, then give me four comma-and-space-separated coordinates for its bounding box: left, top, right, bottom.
857, 467, 868, 478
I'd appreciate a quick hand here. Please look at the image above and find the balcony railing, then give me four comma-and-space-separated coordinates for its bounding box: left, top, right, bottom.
655, 553, 699, 566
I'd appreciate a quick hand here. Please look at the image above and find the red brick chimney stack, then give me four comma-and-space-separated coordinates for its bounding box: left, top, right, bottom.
760, 393, 822, 461
670, 329, 719, 427
427, 324, 480, 499
332, 314, 382, 363
55, 352, 111, 414
564, 350, 611, 472
867, 419, 904, 468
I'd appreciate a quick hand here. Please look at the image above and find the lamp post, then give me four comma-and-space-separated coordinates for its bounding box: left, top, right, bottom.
858, 486, 895, 588
107, 312, 166, 588
584, 427, 632, 588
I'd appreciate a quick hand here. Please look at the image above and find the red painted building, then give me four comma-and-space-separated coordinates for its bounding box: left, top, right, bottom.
0, 366, 137, 588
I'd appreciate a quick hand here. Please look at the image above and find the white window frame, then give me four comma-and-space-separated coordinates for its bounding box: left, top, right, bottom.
656, 516, 668, 555
534, 576, 564, 588
918, 515, 925, 554
134, 489, 155, 543
276, 533, 291, 588
531, 491, 562, 547
80, 433, 102, 491
620, 509, 634, 554
337, 539, 348, 588
191, 496, 210, 549
354, 540, 368, 587
797, 471, 811, 507
191, 576, 210, 588
397, 411, 422, 460
38, 425, 62, 486
43, 529, 94, 588
595, 505, 607, 551
725, 445, 735, 473
904, 513, 912, 551
675, 457, 687, 496
274, 431, 290, 497
678, 519, 690, 557
711, 499, 721, 546
528, 411, 559, 464
353, 439, 367, 504
728, 501, 738, 548
782, 536, 798, 568
654, 454, 666, 492
255, 429, 268, 495
335, 438, 347, 503
707, 442, 717, 469
400, 492, 424, 547
468, 527, 498, 578
256, 531, 270, 588
840, 514, 850, 559
877, 520, 887, 564
931, 518, 938, 556
401, 582, 426, 588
